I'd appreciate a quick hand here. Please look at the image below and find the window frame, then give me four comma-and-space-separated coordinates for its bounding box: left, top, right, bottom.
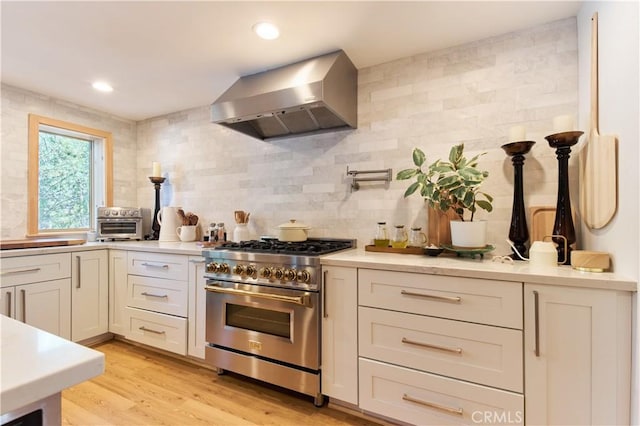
27, 114, 113, 236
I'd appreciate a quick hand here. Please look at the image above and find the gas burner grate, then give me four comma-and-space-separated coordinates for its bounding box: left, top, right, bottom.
215, 238, 353, 256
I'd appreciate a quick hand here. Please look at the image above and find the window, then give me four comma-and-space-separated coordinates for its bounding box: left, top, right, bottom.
28, 114, 112, 235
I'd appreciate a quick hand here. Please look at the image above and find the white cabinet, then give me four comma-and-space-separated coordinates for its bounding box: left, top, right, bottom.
124, 251, 188, 355
358, 269, 524, 425
321, 266, 358, 405
71, 250, 108, 342
187, 256, 206, 359
17, 279, 71, 339
0, 254, 71, 339
108, 250, 128, 335
524, 284, 632, 425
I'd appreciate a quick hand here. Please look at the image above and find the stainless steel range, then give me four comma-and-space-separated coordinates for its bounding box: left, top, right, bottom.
202, 238, 355, 406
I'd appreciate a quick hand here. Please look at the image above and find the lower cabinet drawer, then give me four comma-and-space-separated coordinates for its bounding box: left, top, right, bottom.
359, 359, 524, 426
359, 307, 523, 392
125, 307, 187, 355
1, 253, 71, 286
127, 275, 187, 317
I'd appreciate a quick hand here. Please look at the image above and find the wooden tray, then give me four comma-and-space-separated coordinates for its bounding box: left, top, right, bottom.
0, 238, 85, 250
365, 245, 424, 255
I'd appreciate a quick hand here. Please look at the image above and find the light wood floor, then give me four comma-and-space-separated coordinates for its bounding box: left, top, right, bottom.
61, 340, 380, 426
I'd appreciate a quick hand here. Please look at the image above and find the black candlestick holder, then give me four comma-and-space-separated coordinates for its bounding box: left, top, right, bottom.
149, 176, 166, 240
501, 140, 536, 259
545, 131, 583, 265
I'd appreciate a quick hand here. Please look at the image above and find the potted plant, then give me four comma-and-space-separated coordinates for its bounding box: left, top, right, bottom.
396, 143, 493, 248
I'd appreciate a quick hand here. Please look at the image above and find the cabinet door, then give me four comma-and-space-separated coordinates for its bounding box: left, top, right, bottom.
109, 250, 128, 335
1, 287, 16, 318
321, 265, 358, 405
71, 250, 108, 342
187, 256, 206, 359
524, 284, 632, 425
15, 279, 71, 339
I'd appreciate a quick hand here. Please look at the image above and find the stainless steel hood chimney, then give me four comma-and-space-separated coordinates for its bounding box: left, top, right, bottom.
211, 50, 357, 141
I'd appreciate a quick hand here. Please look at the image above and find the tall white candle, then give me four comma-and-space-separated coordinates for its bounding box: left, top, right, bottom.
152, 162, 161, 177
553, 115, 575, 133
508, 125, 526, 142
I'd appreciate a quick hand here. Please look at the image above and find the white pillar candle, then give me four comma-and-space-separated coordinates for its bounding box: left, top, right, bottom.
553, 115, 575, 133
508, 125, 526, 142
152, 162, 161, 177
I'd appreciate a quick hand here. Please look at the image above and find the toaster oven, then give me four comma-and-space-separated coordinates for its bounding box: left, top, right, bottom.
97, 207, 146, 241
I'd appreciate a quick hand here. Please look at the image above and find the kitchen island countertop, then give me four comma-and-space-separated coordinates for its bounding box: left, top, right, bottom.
0, 316, 105, 416
321, 248, 637, 292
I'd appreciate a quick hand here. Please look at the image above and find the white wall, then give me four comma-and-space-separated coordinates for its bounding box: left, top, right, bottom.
577, 2, 640, 422
0, 84, 138, 238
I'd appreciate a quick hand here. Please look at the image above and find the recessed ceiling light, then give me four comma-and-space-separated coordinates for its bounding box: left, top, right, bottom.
92, 81, 113, 92
252, 22, 279, 40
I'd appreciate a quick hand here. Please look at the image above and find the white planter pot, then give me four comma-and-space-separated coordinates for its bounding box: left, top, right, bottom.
450, 221, 487, 248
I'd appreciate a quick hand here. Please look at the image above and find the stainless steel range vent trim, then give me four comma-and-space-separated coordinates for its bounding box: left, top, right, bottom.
211, 50, 357, 141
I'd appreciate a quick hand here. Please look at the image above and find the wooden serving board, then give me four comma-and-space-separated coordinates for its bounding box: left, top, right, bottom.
529, 206, 556, 243
0, 238, 85, 250
365, 245, 424, 255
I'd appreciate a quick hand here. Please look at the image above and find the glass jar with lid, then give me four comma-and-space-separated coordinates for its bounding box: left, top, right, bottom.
391, 225, 408, 248
373, 222, 389, 247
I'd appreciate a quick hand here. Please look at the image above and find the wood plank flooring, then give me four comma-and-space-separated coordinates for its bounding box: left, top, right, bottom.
61, 340, 380, 426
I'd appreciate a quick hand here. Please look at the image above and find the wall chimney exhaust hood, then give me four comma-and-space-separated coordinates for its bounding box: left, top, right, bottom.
211, 50, 357, 141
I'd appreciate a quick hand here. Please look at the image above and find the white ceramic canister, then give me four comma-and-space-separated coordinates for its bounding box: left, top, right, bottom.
233, 224, 250, 242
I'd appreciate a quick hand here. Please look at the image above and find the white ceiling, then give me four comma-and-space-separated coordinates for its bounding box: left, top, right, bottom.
1, 1, 582, 121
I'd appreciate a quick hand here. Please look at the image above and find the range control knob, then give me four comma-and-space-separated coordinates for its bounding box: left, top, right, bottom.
246, 265, 257, 277
232, 264, 246, 276
218, 263, 230, 274
273, 268, 284, 280
259, 267, 273, 279
283, 269, 297, 281
296, 270, 311, 283
206, 262, 218, 273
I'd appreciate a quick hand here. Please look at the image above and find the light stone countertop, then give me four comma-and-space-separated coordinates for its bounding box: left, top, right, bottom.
0, 240, 206, 258
321, 248, 637, 292
0, 316, 105, 415
1, 242, 636, 291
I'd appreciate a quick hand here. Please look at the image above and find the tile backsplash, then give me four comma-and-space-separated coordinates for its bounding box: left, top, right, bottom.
1, 18, 578, 255
136, 18, 578, 254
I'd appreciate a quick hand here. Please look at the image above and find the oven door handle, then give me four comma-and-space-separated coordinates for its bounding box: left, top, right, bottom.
205, 285, 309, 306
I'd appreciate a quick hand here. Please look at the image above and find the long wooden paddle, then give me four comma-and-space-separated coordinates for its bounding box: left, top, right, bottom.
579, 12, 618, 229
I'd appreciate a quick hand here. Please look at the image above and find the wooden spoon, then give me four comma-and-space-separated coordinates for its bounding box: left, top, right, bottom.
177, 209, 187, 225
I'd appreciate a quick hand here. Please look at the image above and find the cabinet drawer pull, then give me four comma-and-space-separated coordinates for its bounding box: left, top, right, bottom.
6, 291, 12, 317
533, 290, 540, 357
401, 337, 463, 354
141, 292, 169, 299
189, 259, 205, 264
139, 326, 166, 335
21, 289, 26, 323
402, 393, 463, 416
140, 262, 169, 269
76, 255, 82, 289
401, 290, 461, 303
1, 267, 41, 276
322, 270, 328, 318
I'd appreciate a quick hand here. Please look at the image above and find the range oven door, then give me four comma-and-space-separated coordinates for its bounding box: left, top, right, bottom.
205, 281, 319, 370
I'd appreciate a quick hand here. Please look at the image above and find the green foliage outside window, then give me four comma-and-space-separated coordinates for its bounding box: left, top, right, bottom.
38, 131, 92, 230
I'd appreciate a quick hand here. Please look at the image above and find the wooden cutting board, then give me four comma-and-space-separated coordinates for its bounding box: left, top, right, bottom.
580, 12, 618, 229
0, 238, 85, 250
